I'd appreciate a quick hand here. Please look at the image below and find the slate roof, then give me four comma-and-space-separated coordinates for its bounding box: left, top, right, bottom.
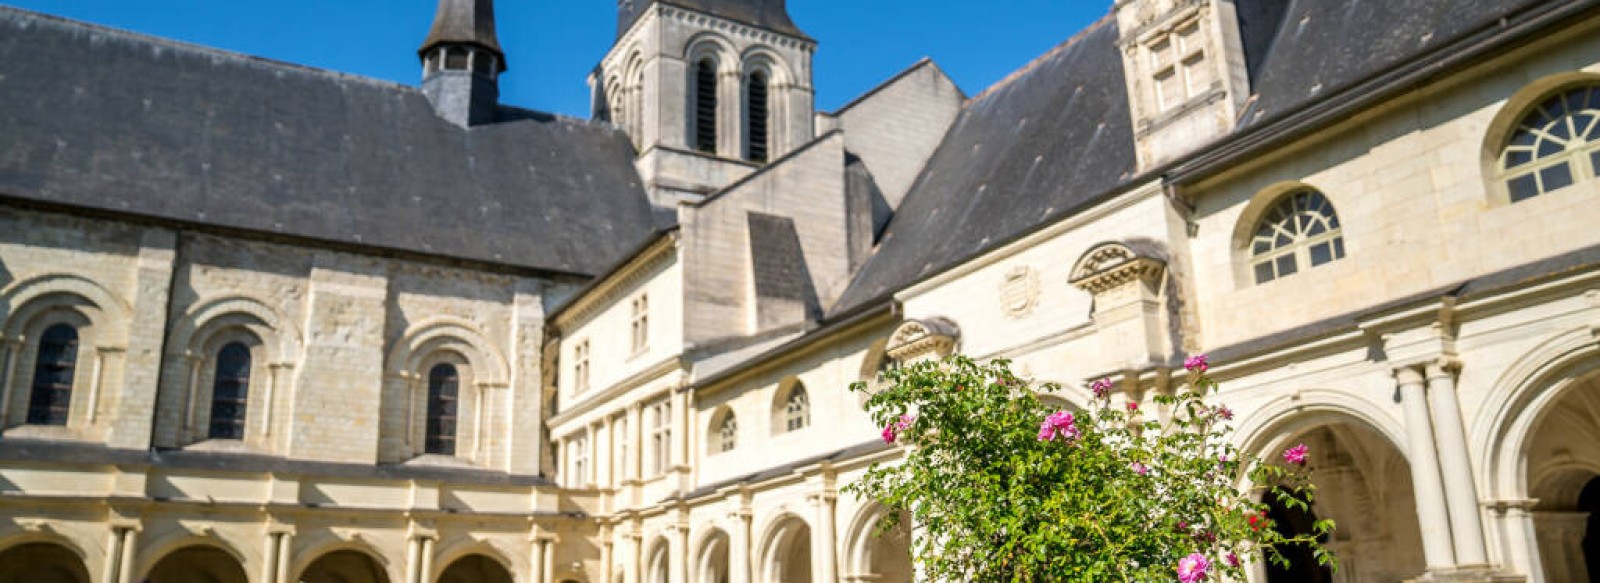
1236, 0, 1548, 128
0, 7, 657, 277
620, 0, 807, 40
421, 0, 505, 61
832, 18, 1138, 313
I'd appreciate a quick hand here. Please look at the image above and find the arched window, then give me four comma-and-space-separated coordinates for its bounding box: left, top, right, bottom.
1249, 189, 1345, 284
746, 70, 770, 163
783, 384, 810, 432
1500, 86, 1600, 202
26, 324, 78, 426
693, 58, 719, 154
207, 342, 252, 440
717, 411, 738, 453
425, 363, 460, 456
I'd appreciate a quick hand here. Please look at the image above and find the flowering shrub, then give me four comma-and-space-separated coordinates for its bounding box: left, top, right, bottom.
847, 355, 1335, 581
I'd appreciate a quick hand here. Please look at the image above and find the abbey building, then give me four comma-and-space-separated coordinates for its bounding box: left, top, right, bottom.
0, 0, 1598, 581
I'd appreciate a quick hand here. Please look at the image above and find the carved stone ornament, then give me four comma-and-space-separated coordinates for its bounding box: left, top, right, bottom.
999, 265, 1041, 319
1068, 241, 1168, 295
886, 318, 960, 363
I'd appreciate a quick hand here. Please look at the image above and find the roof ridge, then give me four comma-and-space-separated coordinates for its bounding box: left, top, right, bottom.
827, 57, 947, 115
0, 5, 415, 93
966, 13, 1117, 105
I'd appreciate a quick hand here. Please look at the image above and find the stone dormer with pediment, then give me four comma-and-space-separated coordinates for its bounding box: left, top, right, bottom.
885, 318, 960, 365
1071, 240, 1176, 370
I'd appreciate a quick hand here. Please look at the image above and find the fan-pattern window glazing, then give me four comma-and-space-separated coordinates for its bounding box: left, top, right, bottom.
207, 343, 252, 440
425, 363, 459, 456
783, 385, 809, 432
1250, 190, 1345, 285
26, 324, 78, 426
1500, 86, 1600, 202
717, 413, 738, 453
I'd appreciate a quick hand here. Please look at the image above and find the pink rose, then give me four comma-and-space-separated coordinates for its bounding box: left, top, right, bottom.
1130, 461, 1149, 475
1177, 553, 1210, 583
1225, 552, 1241, 568
1184, 354, 1210, 373
1090, 378, 1113, 399
1038, 410, 1080, 442
1283, 443, 1309, 465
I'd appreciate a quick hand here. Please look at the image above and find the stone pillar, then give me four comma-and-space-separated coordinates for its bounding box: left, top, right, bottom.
670, 524, 689, 583
102, 524, 139, 583
542, 538, 556, 583
408, 534, 437, 583
530, 536, 546, 583
0, 338, 19, 425
261, 529, 293, 583
1396, 365, 1457, 570
629, 404, 644, 483
1534, 511, 1590, 581
720, 69, 743, 158
810, 492, 839, 583
602, 538, 614, 583
731, 510, 753, 583
1425, 361, 1490, 566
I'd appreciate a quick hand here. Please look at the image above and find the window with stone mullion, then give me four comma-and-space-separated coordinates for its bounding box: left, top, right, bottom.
1251, 190, 1345, 285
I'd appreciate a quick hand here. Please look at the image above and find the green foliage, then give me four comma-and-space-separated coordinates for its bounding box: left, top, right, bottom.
846, 356, 1336, 582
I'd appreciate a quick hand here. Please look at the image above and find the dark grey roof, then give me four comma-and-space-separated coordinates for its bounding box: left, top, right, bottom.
0, 7, 657, 276
832, 18, 1137, 313
1237, 0, 1547, 128
620, 0, 807, 40
420, 0, 504, 60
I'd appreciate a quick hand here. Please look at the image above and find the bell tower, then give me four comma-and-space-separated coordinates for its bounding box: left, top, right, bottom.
593, 0, 818, 205
419, 0, 505, 128
1113, 0, 1252, 168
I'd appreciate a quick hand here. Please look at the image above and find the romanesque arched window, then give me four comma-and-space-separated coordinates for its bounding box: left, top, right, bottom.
425, 363, 460, 456
745, 69, 770, 163
1249, 189, 1345, 285
25, 324, 78, 426
783, 384, 809, 433
1500, 86, 1600, 202
693, 58, 719, 154
207, 342, 251, 440
716, 410, 738, 453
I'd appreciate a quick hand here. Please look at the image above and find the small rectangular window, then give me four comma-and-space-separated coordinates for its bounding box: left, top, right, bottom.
1309, 242, 1333, 267
1541, 162, 1575, 193
630, 295, 649, 354
573, 340, 591, 394
1275, 255, 1299, 278
1253, 262, 1276, 285
1590, 150, 1600, 175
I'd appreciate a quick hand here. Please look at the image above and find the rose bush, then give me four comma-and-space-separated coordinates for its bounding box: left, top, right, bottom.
848, 355, 1335, 581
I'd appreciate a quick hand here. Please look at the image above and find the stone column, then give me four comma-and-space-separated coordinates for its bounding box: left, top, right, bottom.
670, 524, 689, 583
420, 536, 436, 583
103, 525, 139, 583
1396, 365, 1457, 570
0, 338, 19, 425
542, 538, 556, 583
810, 492, 839, 583
261, 529, 293, 583
530, 536, 546, 583
720, 69, 743, 158
602, 538, 614, 583
1425, 361, 1490, 566
731, 509, 753, 583
629, 403, 644, 483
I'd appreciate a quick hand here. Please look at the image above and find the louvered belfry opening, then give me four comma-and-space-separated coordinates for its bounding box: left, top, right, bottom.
425, 363, 460, 456
747, 70, 770, 163
695, 59, 719, 154
207, 342, 252, 440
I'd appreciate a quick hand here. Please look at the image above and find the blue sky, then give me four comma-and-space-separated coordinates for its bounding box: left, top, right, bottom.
2, 1, 1110, 118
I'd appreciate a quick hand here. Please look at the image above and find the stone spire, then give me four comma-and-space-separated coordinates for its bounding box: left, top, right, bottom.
419, 0, 505, 127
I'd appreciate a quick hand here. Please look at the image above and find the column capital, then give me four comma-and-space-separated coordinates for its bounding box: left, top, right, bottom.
1425, 358, 1463, 379
1392, 364, 1427, 385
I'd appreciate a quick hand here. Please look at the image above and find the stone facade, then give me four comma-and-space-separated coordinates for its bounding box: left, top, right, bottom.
4, 1, 1600, 582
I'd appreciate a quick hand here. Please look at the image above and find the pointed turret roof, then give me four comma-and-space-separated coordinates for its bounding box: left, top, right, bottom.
420, 0, 504, 59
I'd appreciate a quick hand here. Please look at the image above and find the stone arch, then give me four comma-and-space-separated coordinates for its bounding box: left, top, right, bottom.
644, 536, 672, 583
1235, 398, 1425, 582
0, 273, 130, 337
755, 512, 811, 583
163, 295, 295, 448
1479, 71, 1600, 203
739, 46, 794, 87
1475, 326, 1600, 580
428, 538, 521, 583
680, 32, 737, 72
0, 534, 91, 583
0, 274, 128, 432
691, 525, 731, 583
842, 501, 912, 583
381, 317, 509, 463
289, 534, 397, 583
1225, 182, 1346, 287
137, 535, 251, 583
433, 543, 517, 583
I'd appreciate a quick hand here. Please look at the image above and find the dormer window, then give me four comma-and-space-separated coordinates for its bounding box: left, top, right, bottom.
1149, 23, 1211, 113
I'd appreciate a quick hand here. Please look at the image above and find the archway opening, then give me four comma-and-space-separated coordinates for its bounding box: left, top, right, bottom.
146, 545, 248, 583
697, 530, 730, 583
1526, 371, 1600, 582
850, 512, 912, 583
438, 554, 513, 583
300, 550, 389, 583
764, 517, 812, 583
647, 541, 670, 583
0, 542, 89, 583
1258, 422, 1424, 582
